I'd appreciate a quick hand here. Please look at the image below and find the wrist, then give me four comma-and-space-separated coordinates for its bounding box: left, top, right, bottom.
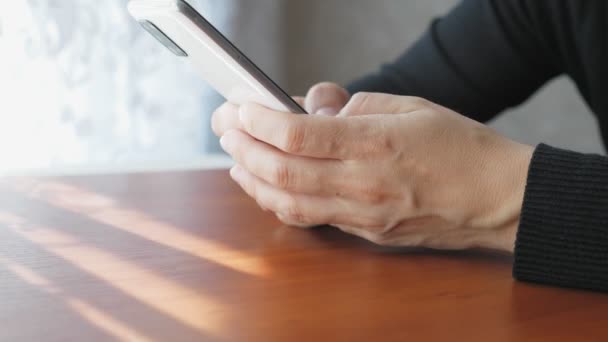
478, 141, 534, 252
498, 142, 534, 252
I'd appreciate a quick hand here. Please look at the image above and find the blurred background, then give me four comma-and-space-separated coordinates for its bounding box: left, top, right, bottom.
1, 0, 604, 175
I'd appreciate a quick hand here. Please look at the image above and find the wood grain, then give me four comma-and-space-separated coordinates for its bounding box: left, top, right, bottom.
0, 170, 606, 341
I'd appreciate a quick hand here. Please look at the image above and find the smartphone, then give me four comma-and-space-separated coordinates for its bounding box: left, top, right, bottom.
127, 0, 307, 114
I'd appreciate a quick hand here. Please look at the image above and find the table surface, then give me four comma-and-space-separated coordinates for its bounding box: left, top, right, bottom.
1, 170, 607, 342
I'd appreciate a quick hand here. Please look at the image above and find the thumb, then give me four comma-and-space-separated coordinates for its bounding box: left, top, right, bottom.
305, 82, 350, 116
340, 92, 432, 116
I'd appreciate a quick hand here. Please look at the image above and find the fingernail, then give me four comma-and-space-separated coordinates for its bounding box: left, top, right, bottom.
220, 131, 236, 152
315, 107, 339, 116
229, 165, 239, 180
230, 164, 244, 179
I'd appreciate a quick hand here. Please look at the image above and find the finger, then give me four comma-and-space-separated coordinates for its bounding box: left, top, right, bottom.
212, 102, 243, 137
335, 224, 388, 244
221, 129, 405, 203
305, 82, 350, 116
239, 102, 389, 160
293, 96, 306, 108
340, 92, 433, 116
275, 213, 313, 228
230, 165, 384, 228
230, 164, 333, 226
220, 129, 344, 195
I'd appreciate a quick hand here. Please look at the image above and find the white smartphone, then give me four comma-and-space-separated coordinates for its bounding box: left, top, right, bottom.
127, 0, 307, 114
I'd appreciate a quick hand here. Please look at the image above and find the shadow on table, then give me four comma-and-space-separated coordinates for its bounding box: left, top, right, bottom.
0, 171, 518, 341
0, 176, 267, 341
0, 223, 216, 341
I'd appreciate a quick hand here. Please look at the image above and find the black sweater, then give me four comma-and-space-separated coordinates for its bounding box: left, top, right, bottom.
348, 0, 608, 292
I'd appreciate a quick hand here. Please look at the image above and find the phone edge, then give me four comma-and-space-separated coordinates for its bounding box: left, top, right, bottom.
175, 0, 307, 114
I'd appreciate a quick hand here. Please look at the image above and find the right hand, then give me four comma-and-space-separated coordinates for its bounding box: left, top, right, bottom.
212, 82, 350, 136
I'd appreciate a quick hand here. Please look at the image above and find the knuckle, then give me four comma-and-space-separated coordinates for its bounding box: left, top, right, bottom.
357, 180, 390, 205
367, 224, 402, 246
408, 96, 432, 108
367, 232, 390, 246
269, 159, 295, 189
402, 192, 421, 215
349, 92, 373, 109
365, 207, 392, 227
366, 192, 390, 205
277, 213, 308, 227
277, 214, 294, 225
282, 121, 307, 154
326, 130, 345, 158
375, 132, 397, 155
280, 196, 306, 223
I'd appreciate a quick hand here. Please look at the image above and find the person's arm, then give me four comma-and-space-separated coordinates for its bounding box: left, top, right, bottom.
214, 0, 608, 292
514, 145, 608, 292
347, 0, 562, 123
215, 91, 608, 293
348, 0, 608, 291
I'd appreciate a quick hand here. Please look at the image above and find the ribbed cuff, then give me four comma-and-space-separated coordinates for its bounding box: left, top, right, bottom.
514, 144, 608, 292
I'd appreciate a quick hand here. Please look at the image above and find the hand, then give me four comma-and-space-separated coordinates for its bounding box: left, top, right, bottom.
213, 82, 350, 135
213, 88, 534, 253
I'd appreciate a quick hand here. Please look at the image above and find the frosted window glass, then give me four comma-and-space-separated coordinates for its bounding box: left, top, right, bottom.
0, 0, 235, 172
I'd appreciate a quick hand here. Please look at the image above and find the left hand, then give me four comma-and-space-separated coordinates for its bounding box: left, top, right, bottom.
212, 92, 534, 252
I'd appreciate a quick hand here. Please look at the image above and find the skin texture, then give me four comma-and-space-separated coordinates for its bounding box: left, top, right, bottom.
212, 83, 534, 253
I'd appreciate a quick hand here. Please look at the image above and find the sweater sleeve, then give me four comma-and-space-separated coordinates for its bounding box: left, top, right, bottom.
347, 0, 562, 123
514, 144, 608, 292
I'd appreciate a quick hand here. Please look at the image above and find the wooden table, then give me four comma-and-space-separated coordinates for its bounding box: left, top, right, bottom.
1, 170, 607, 341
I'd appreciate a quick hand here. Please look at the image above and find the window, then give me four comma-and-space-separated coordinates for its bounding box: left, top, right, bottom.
0, 0, 236, 174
